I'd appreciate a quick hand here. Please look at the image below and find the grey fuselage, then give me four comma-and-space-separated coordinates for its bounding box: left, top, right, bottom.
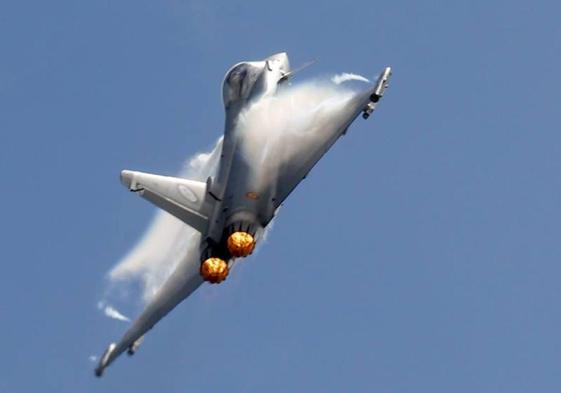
201, 53, 291, 259
95, 52, 391, 377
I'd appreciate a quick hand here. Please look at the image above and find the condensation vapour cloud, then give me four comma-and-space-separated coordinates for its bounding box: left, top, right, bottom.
106, 139, 222, 304
97, 301, 131, 322
103, 74, 368, 306
332, 72, 370, 85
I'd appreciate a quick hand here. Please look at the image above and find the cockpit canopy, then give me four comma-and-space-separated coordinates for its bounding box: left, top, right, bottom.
222, 62, 263, 109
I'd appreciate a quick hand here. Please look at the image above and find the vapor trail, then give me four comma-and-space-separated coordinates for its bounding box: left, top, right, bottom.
97, 301, 131, 322
105, 138, 223, 304
332, 72, 370, 84
103, 75, 363, 306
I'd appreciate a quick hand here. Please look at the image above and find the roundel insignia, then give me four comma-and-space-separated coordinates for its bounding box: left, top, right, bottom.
178, 184, 198, 203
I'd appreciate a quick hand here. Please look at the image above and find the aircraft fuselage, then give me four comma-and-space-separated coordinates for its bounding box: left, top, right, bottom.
198, 53, 292, 278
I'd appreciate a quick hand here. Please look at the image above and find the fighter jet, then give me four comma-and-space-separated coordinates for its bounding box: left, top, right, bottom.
95, 52, 391, 377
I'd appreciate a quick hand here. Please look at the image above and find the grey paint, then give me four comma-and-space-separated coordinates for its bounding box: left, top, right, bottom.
95, 52, 391, 376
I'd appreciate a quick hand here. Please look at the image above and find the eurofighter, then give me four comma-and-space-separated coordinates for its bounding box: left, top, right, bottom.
96, 52, 391, 377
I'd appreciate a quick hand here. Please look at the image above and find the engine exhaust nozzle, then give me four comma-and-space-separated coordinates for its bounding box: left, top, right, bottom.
200, 258, 229, 284
227, 232, 256, 258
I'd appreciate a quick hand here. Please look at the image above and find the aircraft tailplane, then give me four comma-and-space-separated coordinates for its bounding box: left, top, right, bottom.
120, 170, 211, 233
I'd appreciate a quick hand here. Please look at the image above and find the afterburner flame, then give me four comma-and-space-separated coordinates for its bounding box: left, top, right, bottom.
227, 232, 256, 257
200, 258, 229, 284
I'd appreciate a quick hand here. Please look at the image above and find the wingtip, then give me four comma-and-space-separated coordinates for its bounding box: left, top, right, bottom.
94, 367, 104, 378
120, 170, 134, 188
94, 342, 117, 378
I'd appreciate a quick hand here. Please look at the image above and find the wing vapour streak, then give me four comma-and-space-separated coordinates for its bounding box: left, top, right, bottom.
107, 138, 223, 303
96, 139, 223, 376
96, 65, 390, 376
236, 80, 374, 208
97, 249, 204, 374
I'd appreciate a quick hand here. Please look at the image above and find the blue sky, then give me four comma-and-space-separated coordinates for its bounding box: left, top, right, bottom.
1, 1, 560, 391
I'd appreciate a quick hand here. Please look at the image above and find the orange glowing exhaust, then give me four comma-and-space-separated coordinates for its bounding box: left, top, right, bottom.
227, 231, 256, 257
200, 258, 229, 283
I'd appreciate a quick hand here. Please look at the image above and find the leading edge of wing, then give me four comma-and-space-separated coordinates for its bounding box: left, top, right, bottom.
95, 255, 204, 377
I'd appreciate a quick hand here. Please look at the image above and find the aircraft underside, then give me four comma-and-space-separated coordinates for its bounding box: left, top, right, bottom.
95, 53, 392, 377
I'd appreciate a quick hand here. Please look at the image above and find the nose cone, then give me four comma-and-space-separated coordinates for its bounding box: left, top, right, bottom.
266, 52, 290, 73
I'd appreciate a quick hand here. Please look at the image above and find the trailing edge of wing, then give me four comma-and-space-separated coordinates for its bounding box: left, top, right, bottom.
120, 170, 210, 233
